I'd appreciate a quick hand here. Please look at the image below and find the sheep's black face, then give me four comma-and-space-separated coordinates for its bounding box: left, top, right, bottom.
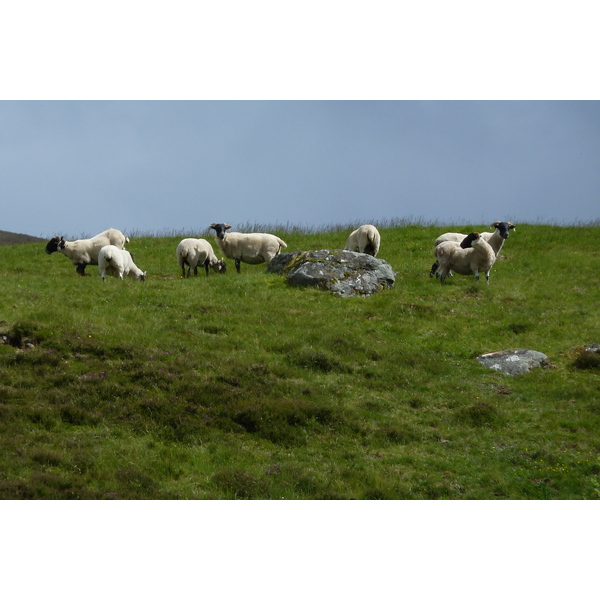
496, 222, 515, 239
45, 236, 61, 254
210, 223, 231, 240
460, 232, 480, 248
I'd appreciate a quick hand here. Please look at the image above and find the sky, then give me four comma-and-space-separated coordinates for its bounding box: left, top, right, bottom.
2, 100, 599, 238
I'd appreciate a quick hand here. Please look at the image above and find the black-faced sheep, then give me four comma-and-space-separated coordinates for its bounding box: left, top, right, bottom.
209, 223, 287, 274
176, 238, 226, 277
45, 228, 129, 276
98, 245, 146, 281
435, 232, 496, 284
344, 224, 381, 257
430, 221, 514, 278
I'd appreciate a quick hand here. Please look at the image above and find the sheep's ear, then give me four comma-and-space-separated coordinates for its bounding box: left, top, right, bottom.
490, 221, 501, 228
209, 223, 217, 229
224, 223, 231, 230
508, 222, 515, 229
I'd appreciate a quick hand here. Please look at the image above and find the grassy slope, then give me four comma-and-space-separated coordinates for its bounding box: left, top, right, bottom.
0, 224, 599, 499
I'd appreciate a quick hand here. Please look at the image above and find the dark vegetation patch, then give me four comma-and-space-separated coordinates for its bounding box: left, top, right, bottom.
454, 401, 506, 428
508, 322, 533, 335
0, 472, 97, 500
225, 398, 346, 446
572, 346, 600, 370
211, 468, 267, 499
288, 348, 353, 373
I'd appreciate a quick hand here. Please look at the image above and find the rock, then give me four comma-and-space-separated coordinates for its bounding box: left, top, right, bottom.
268, 250, 395, 297
582, 344, 600, 353
476, 349, 550, 376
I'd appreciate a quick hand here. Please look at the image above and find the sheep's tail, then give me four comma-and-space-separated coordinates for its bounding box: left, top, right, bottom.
278, 237, 287, 248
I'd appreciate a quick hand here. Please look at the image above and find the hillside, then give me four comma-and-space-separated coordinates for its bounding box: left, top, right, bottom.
0, 223, 599, 499
0, 230, 46, 246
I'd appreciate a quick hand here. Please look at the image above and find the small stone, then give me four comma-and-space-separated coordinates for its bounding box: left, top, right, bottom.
477, 349, 550, 376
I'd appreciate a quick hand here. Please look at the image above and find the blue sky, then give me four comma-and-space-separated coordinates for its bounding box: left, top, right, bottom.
2, 100, 599, 238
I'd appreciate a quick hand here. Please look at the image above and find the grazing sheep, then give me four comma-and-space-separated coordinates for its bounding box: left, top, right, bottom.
45, 228, 129, 276
344, 224, 381, 257
176, 238, 226, 277
98, 245, 146, 281
430, 221, 515, 278
209, 223, 287, 273
436, 232, 496, 284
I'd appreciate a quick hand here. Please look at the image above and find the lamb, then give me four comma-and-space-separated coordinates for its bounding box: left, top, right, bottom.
98, 245, 146, 281
209, 223, 287, 273
45, 228, 130, 276
435, 232, 496, 284
430, 221, 515, 278
344, 224, 381, 257
176, 238, 226, 277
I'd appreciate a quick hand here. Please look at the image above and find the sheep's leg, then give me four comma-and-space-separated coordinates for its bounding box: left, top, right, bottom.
429, 261, 439, 277
204, 259, 210, 276
76, 262, 87, 276
235, 258, 241, 273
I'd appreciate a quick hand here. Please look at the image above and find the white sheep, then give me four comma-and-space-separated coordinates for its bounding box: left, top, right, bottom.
98, 245, 146, 281
176, 238, 226, 277
435, 232, 496, 284
45, 228, 130, 276
430, 221, 514, 278
209, 223, 287, 273
344, 224, 381, 257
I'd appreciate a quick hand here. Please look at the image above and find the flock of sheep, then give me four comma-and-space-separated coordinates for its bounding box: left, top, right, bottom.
44, 221, 514, 284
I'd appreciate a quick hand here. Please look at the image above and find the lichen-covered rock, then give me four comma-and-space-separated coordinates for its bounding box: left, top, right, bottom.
476, 349, 550, 376
268, 250, 395, 297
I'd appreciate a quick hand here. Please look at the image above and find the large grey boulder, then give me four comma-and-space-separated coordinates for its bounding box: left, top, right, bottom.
477, 349, 550, 376
268, 250, 395, 297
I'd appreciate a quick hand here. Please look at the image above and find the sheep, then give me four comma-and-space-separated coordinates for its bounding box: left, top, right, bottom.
98, 245, 146, 281
430, 221, 515, 278
344, 224, 381, 257
435, 232, 496, 284
176, 238, 226, 277
209, 223, 287, 273
45, 228, 130, 276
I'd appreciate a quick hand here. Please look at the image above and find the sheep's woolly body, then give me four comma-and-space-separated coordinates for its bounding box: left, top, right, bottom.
176, 238, 226, 277
98, 245, 146, 281
345, 224, 381, 257
210, 223, 287, 273
436, 233, 496, 284
45, 228, 129, 276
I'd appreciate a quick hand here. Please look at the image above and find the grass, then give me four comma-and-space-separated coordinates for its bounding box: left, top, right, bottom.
0, 222, 599, 499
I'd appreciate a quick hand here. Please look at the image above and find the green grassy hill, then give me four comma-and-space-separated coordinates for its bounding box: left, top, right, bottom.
1, 223, 599, 499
